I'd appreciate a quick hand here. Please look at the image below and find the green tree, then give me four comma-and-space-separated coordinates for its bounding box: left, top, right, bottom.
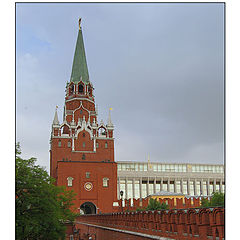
16, 143, 77, 240
201, 192, 225, 208
146, 198, 169, 211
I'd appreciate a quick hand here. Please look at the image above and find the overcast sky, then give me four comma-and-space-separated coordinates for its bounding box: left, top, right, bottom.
16, 3, 224, 172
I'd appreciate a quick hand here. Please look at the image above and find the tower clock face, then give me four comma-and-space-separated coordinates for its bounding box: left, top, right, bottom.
84, 182, 93, 191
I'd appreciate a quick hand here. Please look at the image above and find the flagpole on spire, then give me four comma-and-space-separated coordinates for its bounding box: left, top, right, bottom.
79, 18, 82, 30
107, 107, 113, 127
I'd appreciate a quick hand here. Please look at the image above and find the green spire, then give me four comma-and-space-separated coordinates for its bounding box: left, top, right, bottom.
70, 20, 89, 83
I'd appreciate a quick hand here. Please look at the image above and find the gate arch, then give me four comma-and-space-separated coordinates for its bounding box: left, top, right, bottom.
80, 202, 97, 214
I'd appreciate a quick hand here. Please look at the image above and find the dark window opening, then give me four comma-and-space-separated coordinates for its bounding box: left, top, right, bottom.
78, 84, 84, 93
70, 85, 74, 94
82, 154, 86, 160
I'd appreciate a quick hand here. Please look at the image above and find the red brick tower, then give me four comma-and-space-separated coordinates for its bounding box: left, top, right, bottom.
50, 19, 118, 214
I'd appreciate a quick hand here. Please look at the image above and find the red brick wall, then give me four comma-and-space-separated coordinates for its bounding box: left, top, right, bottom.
118, 197, 202, 212
50, 82, 118, 213
72, 207, 224, 240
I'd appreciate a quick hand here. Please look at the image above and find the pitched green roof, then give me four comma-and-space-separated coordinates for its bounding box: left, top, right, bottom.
70, 28, 89, 83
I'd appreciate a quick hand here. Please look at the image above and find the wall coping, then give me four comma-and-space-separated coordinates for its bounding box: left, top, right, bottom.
75, 221, 174, 240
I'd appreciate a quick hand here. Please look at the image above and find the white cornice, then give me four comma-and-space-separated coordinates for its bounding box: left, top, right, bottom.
65, 97, 95, 104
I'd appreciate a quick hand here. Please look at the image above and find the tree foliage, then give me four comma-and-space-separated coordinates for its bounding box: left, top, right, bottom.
16, 143, 77, 240
146, 198, 168, 211
201, 192, 225, 207
136, 198, 169, 212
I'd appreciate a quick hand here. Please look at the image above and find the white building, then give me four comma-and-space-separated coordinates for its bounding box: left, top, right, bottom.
117, 161, 224, 200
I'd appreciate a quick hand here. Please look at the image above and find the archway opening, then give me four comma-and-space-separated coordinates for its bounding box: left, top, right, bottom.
80, 202, 96, 215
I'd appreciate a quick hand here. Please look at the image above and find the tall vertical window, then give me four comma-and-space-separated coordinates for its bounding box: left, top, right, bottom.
105, 142, 108, 148
68, 141, 71, 147
176, 181, 181, 193
103, 178, 109, 187
58, 140, 61, 147
196, 181, 201, 195
182, 181, 188, 194
142, 182, 147, 198
96, 142, 99, 148
149, 181, 154, 195
156, 181, 161, 192
86, 172, 90, 178
190, 181, 194, 196
169, 181, 174, 192
162, 181, 168, 191
67, 177, 73, 187
127, 180, 133, 200
134, 180, 140, 199
202, 181, 207, 196
209, 182, 214, 195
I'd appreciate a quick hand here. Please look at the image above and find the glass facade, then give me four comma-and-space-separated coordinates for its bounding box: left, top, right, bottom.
117, 162, 224, 200
118, 178, 224, 200
118, 162, 223, 174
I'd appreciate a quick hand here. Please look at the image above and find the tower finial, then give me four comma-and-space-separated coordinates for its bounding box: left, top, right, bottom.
53, 106, 60, 125
107, 107, 113, 127
79, 18, 82, 30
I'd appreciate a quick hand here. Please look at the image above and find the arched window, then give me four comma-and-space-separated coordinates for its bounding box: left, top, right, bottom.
103, 178, 109, 187
67, 177, 74, 187
78, 84, 84, 93
98, 127, 106, 137
88, 85, 92, 96
70, 85, 74, 95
